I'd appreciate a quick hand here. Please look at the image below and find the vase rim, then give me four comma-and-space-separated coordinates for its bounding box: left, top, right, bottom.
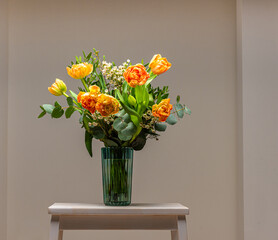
101, 147, 133, 150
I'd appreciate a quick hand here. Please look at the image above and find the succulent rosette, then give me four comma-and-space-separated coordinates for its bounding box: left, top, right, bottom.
38, 49, 191, 157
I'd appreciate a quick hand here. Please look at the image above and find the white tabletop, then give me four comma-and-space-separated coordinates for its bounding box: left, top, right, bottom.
48, 203, 189, 216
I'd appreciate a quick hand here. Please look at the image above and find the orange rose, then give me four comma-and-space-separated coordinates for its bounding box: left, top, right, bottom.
77, 91, 85, 103
123, 64, 150, 88
96, 94, 120, 117
152, 98, 173, 122
77, 92, 98, 114
149, 54, 171, 75
66, 62, 93, 79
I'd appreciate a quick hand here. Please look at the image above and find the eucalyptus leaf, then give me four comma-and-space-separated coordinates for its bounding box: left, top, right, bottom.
91, 126, 105, 139
38, 111, 46, 118
131, 133, 146, 151
65, 106, 75, 119
115, 109, 126, 117
166, 114, 178, 125
176, 95, 180, 103
120, 122, 137, 136
118, 132, 133, 141
113, 117, 128, 132
174, 103, 184, 118
54, 101, 61, 108
155, 122, 167, 132
42, 104, 54, 114
184, 106, 191, 115
67, 97, 73, 106
51, 107, 64, 118
79, 112, 84, 124
103, 138, 118, 147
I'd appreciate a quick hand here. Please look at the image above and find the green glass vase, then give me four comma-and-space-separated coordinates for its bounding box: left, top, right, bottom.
101, 147, 134, 206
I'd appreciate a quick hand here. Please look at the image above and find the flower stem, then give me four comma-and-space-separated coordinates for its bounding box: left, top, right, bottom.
62, 92, 69, 98
81, 78, 90, 92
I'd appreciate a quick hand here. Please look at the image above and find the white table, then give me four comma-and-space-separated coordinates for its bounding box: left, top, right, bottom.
48, 203, 189, 240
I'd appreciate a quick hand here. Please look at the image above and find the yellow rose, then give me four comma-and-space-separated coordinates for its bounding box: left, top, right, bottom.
48, 78, 67, 96
66, 62, 93, 79
149, 54, 171, 75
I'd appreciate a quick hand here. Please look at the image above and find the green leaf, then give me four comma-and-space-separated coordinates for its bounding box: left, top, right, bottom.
120, 122, 137, 136
79, 112, 84, 124
54, 101, 61, 108
38, 111, 46, 118
51, 107, 64, 118
174, 103, 184, 118
120, 101, 141, 127
115, 109, 126, 117
157, 92, 162, 104
65, 106, 75, 118
103, 139, 118, 147
115, 89, 125, 103
166, 114, 178, 125
184, 106, 191, 115
91, 126, 105, 139
131, 132, 146, 151
42, 104, 54, 114
113, 117, 128, 132
176, 95, 180, 103
85, 130, 93, 157
98, 73, 107, 91
155, 122, 167, 132
118, 132, 133, 141
69, 90, 78, 101
67, 97, 73, 106
82, 115, 91, 132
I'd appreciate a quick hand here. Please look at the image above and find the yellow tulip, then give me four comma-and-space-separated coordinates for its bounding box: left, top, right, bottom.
48, 78, 67, 96
66, 62, 93, 79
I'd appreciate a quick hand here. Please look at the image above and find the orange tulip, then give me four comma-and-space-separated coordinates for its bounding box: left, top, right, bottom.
149, 54, 171, 75
66, 62, 93, 79
152, 98, 173, 122
123, 64, 150, 88
48, 78, 67, 96
96, 94, 120, 117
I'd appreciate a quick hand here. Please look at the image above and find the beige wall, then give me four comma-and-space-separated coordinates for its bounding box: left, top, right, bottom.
5, 0, 238, 240
241, 0, 278, 239
0, 0, 8, 239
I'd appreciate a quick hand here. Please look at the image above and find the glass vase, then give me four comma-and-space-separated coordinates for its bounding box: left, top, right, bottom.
101, 147, 133, 206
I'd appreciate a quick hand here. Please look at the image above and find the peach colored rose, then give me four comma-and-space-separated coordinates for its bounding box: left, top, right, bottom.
152, 98, 173, 122
66, 62, 93, 79
149, 54, 171, 75
123, 64, 150, 88
96, 94, 120, 117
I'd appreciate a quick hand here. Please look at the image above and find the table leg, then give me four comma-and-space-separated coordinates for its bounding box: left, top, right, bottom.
49, 216, 63, 240
172, 215, 188, 240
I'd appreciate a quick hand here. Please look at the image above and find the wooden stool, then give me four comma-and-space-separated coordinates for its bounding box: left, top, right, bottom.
48, 203, 189, 240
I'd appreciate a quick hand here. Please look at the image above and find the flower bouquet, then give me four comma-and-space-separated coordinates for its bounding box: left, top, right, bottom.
39, 49, 191, 205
